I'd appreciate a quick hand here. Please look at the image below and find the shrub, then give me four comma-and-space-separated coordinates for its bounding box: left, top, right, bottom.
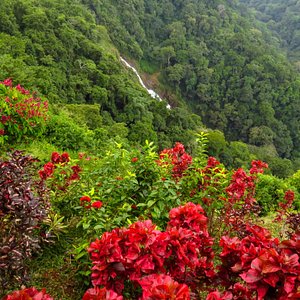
0, 79, 48, 144
45, 111, 95, 151
3, 287, 53, 300
0, 151, 49, 288
87, 202, 213, 297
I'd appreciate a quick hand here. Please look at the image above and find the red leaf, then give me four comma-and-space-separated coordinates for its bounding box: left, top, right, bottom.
263, 273, 280, 287
240, 269, 262, 283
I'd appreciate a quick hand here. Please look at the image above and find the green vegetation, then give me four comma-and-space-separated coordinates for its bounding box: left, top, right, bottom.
2, 1, 300, 297
1, 0, 300, 175
83, 0, 300, 163
239, 0, 300, 63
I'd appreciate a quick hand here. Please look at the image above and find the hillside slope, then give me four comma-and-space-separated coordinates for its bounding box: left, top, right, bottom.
82, 0, 300, 159
0, 0, 203, 149
239, 0, 300, 63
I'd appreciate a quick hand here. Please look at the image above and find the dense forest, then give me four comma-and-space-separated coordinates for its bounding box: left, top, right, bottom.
240, 0, 300, 63
2, 0, 300, 299
1, 0, 300, 177
82, 0, 300, 160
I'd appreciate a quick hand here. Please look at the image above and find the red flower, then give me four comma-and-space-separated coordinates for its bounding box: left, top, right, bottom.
250, 160, 268, 174
69, 173, 80, 181
71, 165, 81, 174
2, 78, 12, 87
131, 157, 138, 163
206, 157, 220, 168
82, 287, 123, 300
39, 161, 55, 181
206, 291, 232, 300
139, 274, 190, 300
3, 287, 53, 300
0, 129, 5, 135
284, 190, 295, 203
80, 196, 91, 203
51, 152, 61, 164
158, 143, 192, 179
92, 201, 103, 209
61, 152, 70, 163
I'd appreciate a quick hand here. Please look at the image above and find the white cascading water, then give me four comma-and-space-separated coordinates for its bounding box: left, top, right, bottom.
120, 57, 171, 109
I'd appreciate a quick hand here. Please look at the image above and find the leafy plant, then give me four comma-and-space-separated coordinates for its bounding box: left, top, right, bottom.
0, 79, 48, 144
3, 287, 54, 300
0, 151, 49, 288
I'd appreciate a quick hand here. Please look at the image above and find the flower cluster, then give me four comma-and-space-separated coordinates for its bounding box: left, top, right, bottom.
158, 142, 192, 178
275, 190, 295, 222
80, 196, 103, 209
0, 79, 48, 142
39, 152, 81, 189
87, 202, 214, 298
249, 160, 268, 175
3, 287, 53, 300
218, 225, 300, 299
226, 169, 255, 204
51, 152, 70, 164
139, 274, 190, 300
82, 287, 123, 300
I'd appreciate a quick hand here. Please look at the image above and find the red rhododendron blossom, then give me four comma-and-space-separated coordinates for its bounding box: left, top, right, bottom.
43, 162, 55, 176
39, 162, 55, 180
15, 84, 30, 95
284, 190, 295, 204
82, 287, 123, 300
0, 129, 5, 135
51, 152, 61, 164
71, 165, 81, 174
88, 203, 214, 295
1, 78, 12, 87
139, 274, 190, 300
92, 201, 103, 209
219, 223, 300, 299
168, 202, 207, 232
3, 287, 53, 300
69, 165, 82, 181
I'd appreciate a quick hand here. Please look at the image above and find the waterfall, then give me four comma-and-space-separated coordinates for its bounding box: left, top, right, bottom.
120, 57, 171, 109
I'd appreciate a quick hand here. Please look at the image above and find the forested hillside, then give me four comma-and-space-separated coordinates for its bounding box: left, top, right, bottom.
239, 0, 300, 64
2, 1, 300, 299
82, 0, 300, 161
0, 0, 203, 149
1, 0, 300, 175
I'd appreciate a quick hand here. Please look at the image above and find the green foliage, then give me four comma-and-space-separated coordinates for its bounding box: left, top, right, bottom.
240, 0, 300, 62
255, 174, 299, 215
84, 0, 300, 161
45, 111, 95, 151
0, 80, 48, 144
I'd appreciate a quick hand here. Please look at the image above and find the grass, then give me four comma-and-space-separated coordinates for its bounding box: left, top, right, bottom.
26, 228, 89, 300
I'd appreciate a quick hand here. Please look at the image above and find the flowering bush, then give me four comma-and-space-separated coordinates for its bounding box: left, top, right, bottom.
218, 225, 300, 299
87, 202, 213, 298
82, 287, 123, 300
0, 78, 48, 144
138, 274, 190, 299
38, 151, 83, 215
3, 287, 53, 300
158, 142, 192, 179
